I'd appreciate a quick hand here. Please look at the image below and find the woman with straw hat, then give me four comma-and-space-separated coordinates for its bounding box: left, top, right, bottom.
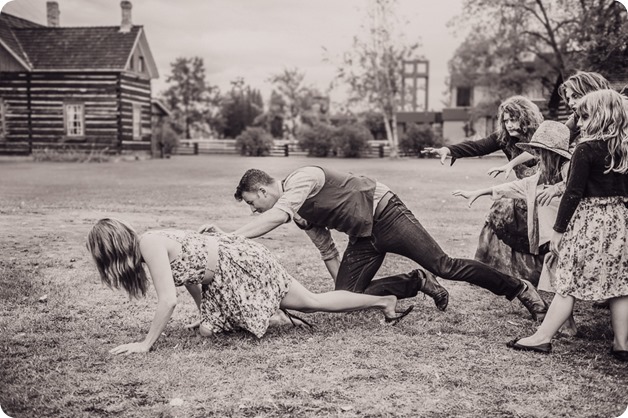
452, 120, 577, 334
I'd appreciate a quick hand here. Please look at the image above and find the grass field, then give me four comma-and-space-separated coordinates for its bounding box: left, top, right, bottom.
0, 154, 626, 418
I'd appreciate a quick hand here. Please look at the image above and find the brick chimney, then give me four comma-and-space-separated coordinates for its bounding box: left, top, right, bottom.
46, 1, 60, 27
120, 1, 133, 33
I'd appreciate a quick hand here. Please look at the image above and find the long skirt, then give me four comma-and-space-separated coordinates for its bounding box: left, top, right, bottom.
554, 197, 628, 300
475, 198, 543, 286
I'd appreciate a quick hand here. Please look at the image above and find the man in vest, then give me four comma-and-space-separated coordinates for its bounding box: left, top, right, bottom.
204, 166, 547, 320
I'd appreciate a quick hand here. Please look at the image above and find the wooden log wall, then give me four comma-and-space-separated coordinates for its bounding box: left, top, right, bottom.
0, 71, 152, 153
119, 73, 151, 146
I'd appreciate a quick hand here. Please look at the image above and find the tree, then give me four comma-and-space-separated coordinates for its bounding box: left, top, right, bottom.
450, 0, 628, 101
573, 0, 628, 79
161, 57, 217, 139
254, 90, 286, 138
267, 68, 317, 139
334, 0, 419, 158
219, 78, 264, 139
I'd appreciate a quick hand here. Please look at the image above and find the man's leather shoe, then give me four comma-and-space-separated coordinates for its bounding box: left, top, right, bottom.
506, 338, 552, 354
516, 279, 547, 321
417, 269, 449, 311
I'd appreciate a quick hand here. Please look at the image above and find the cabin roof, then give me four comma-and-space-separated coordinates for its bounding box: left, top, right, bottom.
13, 25, 142, 70
0, 12, 157, 77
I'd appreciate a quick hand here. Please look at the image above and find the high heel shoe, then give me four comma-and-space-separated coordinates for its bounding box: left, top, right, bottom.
384, 305, 414, 326
280, 309, 315, 329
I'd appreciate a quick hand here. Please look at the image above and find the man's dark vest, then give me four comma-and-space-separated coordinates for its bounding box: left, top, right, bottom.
292, 167, 376, 237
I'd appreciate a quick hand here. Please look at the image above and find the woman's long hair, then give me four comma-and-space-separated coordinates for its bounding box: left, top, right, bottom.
576, 89, 628, 174
559, 71, 610, 103
87, 218, 149, 298
537, 149, 568, 185
496, 96, 544, 145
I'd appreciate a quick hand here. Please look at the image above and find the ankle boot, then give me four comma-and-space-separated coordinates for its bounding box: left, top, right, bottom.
516, 279, 547, 321
417, 269, 449, 311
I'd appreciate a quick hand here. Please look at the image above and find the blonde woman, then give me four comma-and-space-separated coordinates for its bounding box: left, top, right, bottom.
452, 120, 577, 335
508, 90, 628, 360
87, 218, 413, 355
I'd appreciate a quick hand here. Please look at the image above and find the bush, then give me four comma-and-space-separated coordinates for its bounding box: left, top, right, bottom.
235, 127, 274, 156
361, 111, 387, 140
155, 123, 179, 157
32, 145, 110, 163
334, 124, 373, 158
399, 124, 442, 157
297, 123, 337, 157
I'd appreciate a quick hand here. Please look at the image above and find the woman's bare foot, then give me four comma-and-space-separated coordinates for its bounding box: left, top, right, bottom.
382, 295, 399, 319
558, 316, 578, 337
268, 309, 309, 327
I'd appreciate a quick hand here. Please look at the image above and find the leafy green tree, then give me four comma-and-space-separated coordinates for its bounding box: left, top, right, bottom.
161, 57, 217, 139
220, 78, 264, 139
573, 1, 628, 79
334, 0, 419, 158
450, 0, 628, 100
267, 68, 318, 139
253, 90, 286, 138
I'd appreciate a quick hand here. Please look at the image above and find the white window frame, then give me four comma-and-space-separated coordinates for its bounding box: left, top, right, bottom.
132, 103, 142, 140
64, 103, 85, 138
138, 56, 145, 73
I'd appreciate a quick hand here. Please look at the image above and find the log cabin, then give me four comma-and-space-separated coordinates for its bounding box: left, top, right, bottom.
0, 1, 159, 155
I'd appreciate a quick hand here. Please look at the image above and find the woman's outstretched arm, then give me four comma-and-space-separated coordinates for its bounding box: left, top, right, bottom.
487, 152, 535, 179
110, 236, 177, 355
451, 187, 493, 208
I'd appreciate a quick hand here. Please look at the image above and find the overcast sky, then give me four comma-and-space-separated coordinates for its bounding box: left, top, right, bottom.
1, 0, 468, 111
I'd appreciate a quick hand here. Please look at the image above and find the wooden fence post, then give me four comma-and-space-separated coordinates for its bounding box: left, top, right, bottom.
194, 142, 199, 155
379, 144, 384, 158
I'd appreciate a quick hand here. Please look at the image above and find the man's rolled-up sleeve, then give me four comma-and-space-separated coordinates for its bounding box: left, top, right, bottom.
302, 224, 339, 261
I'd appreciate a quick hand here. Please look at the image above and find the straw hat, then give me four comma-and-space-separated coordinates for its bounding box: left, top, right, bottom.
516, 120, 571, 159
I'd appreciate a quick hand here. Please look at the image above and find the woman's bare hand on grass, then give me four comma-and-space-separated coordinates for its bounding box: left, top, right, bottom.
109, 342, 150, 355
185, 319, 201, 330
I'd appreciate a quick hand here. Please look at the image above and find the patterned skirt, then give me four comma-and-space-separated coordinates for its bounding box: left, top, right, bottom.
200, 234, 292, 338
554, 197, 628, 300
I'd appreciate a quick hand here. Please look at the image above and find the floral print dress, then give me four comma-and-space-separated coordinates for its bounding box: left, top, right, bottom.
554, 197, 628, 300
151, 230, 292, 338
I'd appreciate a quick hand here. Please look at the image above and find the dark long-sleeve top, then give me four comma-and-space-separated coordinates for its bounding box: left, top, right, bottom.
554, 140, 628, 232
447, 132, 537, 179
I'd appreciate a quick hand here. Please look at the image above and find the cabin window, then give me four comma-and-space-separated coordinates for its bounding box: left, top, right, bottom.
456, 87, 472, 107
132, 103, 142, 140
0, 99, 6, 140
138, 57, 145, 73
64, 103, 85, 137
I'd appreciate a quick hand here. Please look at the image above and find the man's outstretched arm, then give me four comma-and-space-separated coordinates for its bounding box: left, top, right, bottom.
232, 207, 290, 239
